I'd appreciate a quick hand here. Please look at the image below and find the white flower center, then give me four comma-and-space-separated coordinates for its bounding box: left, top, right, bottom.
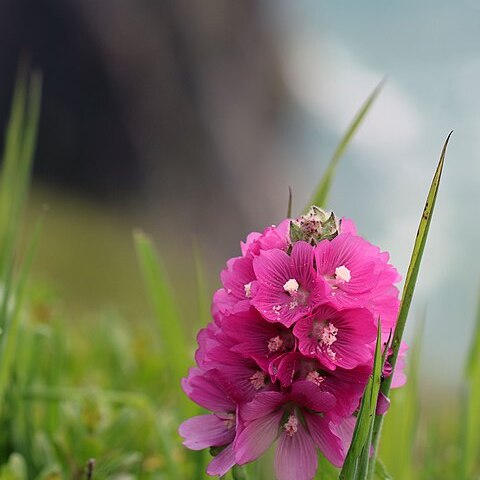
335, 265, 351, 283
283, 414, 299, 436
244, 282, 252, 298
283, 278, 299, 294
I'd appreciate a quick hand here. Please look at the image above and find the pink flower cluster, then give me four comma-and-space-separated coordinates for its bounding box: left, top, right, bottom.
179, 207, 406, 480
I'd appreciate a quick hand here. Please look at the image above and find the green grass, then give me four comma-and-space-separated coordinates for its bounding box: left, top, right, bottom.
0, 72, 478, 480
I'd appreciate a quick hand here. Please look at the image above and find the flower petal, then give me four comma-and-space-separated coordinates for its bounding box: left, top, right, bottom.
303, 412, 344, 467
179, 414, 234, 450
207, 443, 236, 477
274, 421, 318, 480
235, 410, 283, 464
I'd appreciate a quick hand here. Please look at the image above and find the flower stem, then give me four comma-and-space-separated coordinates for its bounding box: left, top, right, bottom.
232, 465, 250, 480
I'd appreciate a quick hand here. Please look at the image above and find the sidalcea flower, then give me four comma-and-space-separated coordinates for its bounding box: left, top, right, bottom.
179, 206, 407, 480
293, 305, 377, 370
314, 231, 400, 333
220, 308, 296, 372
235, 382, 345, 480
179, 369, 239, 476
251, 241, 325, 326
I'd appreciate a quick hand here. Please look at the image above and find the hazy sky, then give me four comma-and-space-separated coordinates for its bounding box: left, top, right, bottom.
273, 1, 480, 387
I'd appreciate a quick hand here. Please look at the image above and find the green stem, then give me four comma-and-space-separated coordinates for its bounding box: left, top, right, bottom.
232, 465, 249, 480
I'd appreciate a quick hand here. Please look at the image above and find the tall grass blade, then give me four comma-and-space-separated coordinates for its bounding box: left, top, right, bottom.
370, 132, 452, 458
378, 316, 424, 478
134, 231, 189, 388
0, 213, 45, 415
306, 80, 384, 211
340, 321, 383, 480
0, 70, 42, 280
0, 69, 42, 416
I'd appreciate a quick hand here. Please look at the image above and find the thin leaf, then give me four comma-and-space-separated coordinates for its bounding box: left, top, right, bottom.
370, 132, 452, 458
377, 314, 424, 478
0, 212, 45, 415
340, 321, 383, 479
306, 80, 384, 211
134, 230, 189, 385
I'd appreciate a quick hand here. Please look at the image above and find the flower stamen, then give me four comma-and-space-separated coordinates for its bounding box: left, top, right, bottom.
267, 335, 284, 353
335, 265, 351, 283
283, 278, 299, 294
283, 414, 299, 436
250, 371, 267, 390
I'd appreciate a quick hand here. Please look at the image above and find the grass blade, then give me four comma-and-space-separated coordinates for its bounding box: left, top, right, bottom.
378, 316, 424, 478
340, 321, 383, 479
0, 212, 45, 415
306, 80, 384, 212
134, 231, 189, 385
370, 132, 452, 459
0, 69, 42, 416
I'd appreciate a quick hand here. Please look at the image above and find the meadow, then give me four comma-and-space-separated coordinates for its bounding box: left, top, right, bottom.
0, 74, 478, 480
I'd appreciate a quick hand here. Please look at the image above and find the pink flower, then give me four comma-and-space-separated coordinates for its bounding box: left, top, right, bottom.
213, 256, 256, 318
201, 344, 274, 403
179, 368, 239, 476
180, 208, 407, 479
241, 219, 291, 257
220, 308, 296, 372
293, 305, 377, 370
314, 232, 401, 336
235, 382, 345, 480
267, 352, 371, 417
252, 241, 326, 326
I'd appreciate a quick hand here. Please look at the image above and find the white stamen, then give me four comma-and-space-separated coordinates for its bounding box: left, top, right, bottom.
289, 300, 298, 310
250, 371, 267, 390
284, 414, 299, 436
306, 371, 326, 386
267, 335, 284, 353
335, 265, 351, 283
244, 282, 252, 298
223, 413, 236, 430
320, 323, 338, 346
283, 278, 299, 294
326, 346, 337, 360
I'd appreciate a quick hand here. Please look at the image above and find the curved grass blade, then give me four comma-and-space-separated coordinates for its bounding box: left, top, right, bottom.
340, 321, 383, 480
0, 69, 42, 280
305, 80, 384, 212
376, 315, 424, 478
0, 211, 45, 415
134, 231, 189, 390
370, 132, 452, 461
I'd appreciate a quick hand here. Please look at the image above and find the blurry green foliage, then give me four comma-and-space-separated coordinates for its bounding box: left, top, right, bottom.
0, 71, 477, 480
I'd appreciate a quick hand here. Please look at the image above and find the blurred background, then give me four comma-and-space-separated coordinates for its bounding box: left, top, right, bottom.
0, 0, 478, 392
